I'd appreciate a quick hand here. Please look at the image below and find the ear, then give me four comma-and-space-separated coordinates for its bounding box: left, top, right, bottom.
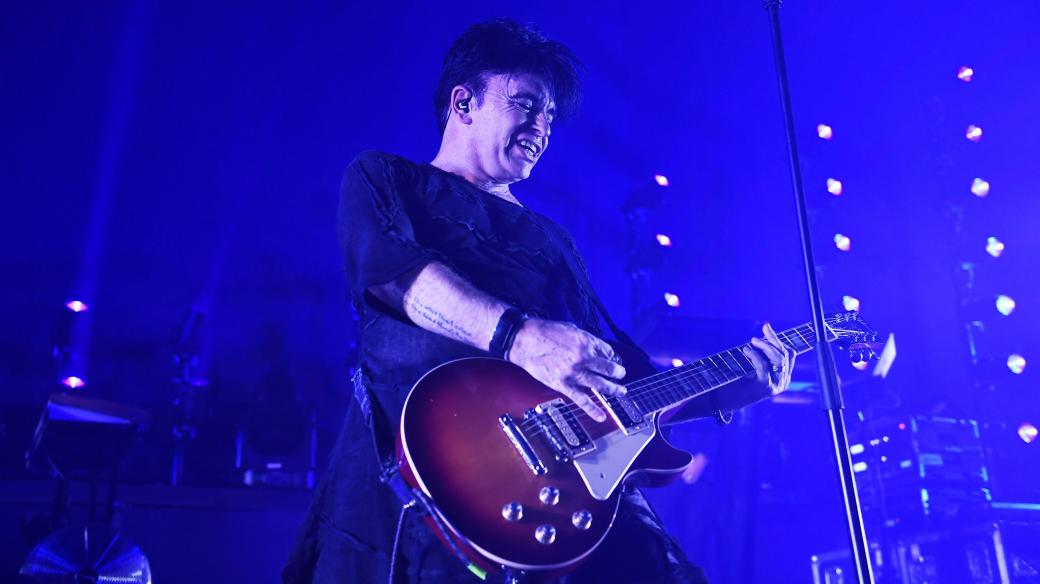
449, 85, 474, 125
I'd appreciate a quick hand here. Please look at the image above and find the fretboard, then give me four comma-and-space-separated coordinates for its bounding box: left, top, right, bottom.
624, 320, 836, 414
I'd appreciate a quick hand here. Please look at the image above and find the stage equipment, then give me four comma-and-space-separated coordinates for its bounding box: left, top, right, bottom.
31, 394, 149, 491
234, 369, 316, 489
850, 415, 992, 531
811, 519, 1040, 584
620, 175, 671, 319
20, 523, 152, 584
762, 1, 876, 580
170, 307, 207, 486
53, 301, 89, 390
23, 394, 152, 583
391, 312, 880, 579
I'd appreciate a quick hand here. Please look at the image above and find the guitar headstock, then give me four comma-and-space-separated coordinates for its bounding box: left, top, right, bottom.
826, 311, 883, 363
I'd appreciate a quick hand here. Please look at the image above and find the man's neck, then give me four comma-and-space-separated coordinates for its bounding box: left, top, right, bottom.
431, 148, 521, 206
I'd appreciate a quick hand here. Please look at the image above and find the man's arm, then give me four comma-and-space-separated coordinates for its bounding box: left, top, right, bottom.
369, 261, 628, 422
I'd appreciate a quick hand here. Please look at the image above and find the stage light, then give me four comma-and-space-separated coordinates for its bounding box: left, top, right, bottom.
966, 125, 983, 142
1019, 423, 1038, 444
817, 124, 833, 140
671, 358, 684, 367
654, 174, 670, 187
62, 376, 86, 389
834, 234, 851, 252
1007, 354, 1026, 374
852, 361, 869, 371
971, 178, 990, 197
65, 300, 89, 313
996, 295, 1016, 316
827, 178, 843, 196
843, 295, 861, 312
986, 237, 1005, 258
656, 234, 673, 247
957, 66, 974, 82
664, 292, 681, 308
853, 462, 867, 473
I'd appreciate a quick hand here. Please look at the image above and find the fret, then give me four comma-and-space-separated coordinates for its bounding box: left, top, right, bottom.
705, 355, 727, 383
735, 345, 756, 372
797, 326, 815, 348
712, 353, 740, 382
804, 326, 818, 346
785, 328, 811, 353
674, 366, 702, 400
721, 348, 752, 377
660, 375, 684, 406
693, 360, 720, 390
624, 313, 872, 415
694, 364, 712, 390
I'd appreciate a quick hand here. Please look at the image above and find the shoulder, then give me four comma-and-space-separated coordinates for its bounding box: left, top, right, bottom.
343, 150, 426, 193
349, 149, 422, 172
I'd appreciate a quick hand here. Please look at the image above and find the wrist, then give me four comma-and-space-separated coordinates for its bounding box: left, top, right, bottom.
489, 306, 528, 361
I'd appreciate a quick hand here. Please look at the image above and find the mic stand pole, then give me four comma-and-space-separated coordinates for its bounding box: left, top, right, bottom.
760, 2, 875, 581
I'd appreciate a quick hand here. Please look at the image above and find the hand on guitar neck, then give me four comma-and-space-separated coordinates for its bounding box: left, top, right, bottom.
665, 323, 797, 424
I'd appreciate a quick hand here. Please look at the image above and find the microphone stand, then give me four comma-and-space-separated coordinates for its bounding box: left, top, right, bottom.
760, 2, 875, 581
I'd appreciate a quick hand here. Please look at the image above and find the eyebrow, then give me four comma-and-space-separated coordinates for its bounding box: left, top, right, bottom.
511, 91, 557, 114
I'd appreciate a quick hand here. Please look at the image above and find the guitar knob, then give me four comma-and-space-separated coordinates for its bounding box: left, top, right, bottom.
572, 510, 593, 531
535, 524, 556, 545
502, 502, 523, 522
539, 486, 560, 506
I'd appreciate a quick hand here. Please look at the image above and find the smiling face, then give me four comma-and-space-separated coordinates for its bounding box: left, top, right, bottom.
465, 72, 556, 184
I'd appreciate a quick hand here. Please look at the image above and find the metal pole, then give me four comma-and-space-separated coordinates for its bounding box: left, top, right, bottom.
760, 2, 875, 581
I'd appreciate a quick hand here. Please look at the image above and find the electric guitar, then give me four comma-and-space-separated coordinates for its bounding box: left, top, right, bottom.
395, 311, 881, 579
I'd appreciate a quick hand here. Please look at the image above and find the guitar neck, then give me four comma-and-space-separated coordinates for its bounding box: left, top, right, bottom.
625, 320, 836, 415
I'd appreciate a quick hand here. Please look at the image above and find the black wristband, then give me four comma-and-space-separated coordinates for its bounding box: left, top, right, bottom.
489, 307, 528, 360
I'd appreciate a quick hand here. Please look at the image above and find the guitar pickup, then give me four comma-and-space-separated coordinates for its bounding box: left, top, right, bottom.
528, 399, 596, 461
602, 395, 651, 435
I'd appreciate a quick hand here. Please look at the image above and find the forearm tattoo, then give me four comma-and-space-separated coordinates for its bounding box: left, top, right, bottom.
406, 297, 473, 344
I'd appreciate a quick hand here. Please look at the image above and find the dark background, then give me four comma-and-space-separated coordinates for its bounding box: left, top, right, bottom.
2, 1, 1038, 581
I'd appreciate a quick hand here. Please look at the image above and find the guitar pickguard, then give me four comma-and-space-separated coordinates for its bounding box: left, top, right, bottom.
573, 422, 656, 500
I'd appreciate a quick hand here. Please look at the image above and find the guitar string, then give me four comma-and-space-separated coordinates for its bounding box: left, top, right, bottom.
514, 322, 823, 432
514, 320, 842, 433
512, 317, 872, 435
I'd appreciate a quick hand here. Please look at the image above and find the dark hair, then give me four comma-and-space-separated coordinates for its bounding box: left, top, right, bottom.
434, 19, 583, 134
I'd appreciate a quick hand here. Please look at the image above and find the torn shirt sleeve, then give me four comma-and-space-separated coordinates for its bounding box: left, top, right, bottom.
337, 151, 443, 296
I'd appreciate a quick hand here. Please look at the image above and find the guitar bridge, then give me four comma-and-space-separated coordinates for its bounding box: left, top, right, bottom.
499, 413, 547, 476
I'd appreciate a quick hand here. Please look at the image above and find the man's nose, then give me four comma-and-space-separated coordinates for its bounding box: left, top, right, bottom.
531, 110, 551, 137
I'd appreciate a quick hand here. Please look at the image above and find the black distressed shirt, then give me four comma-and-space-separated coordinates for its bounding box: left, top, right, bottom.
281, 152, 707, 583
338, 150, 604, 432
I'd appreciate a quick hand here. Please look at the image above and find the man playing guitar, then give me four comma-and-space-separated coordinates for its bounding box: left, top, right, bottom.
283, 19, 794, 584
